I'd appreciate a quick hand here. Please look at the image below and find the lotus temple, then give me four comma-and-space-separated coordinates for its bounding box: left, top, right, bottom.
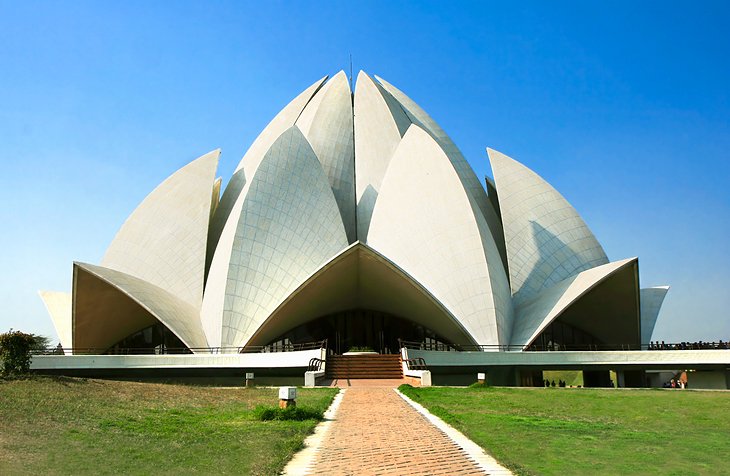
34, 71, 730, 389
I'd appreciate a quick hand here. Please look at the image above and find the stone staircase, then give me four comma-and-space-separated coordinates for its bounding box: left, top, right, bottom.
325, 354, 403, 379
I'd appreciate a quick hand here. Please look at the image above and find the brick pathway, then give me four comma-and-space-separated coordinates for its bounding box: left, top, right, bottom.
325, 378, 410, 388
307, 386, 488, 475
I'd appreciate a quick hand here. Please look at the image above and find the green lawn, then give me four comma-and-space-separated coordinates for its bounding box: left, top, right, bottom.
400, 385, 730, 475
0, 377, 337, 475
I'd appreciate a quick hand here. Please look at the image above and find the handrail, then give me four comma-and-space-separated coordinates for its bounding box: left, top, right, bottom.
31, 339, 329, 356
307, 357, 325, 371
403, 357, 428, 370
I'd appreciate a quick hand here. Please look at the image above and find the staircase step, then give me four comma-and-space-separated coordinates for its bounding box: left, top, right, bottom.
325, 354, 403, 379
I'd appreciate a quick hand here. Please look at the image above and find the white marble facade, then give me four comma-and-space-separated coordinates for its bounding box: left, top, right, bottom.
41, 71, 668, 353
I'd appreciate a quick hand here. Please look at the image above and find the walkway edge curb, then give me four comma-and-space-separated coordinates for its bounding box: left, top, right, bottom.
395, 388, 514, 476
281, 388, 346, 476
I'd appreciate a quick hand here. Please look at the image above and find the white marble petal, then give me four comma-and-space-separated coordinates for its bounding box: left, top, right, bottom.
296, 71, 357, 243
206, 76, 328, 270
38, 291, 72, 352
74, 262, 208, 351
354, 71, 411, 242
207, 126, 348, 349
102, 149, 220, 308
368, 124, 513, 346
488, 148, 609, 304
374, 75, 507, 267
510, 258, 636, 347
640, 286, 670, 345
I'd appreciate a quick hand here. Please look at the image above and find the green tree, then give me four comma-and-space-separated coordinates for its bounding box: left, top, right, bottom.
0, 329, 38, 376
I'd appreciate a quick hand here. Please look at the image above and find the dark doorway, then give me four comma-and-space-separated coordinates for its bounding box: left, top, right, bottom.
265, 309, 452, 354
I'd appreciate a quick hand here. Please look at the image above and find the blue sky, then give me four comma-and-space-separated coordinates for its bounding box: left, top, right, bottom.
1, 1, 728, 343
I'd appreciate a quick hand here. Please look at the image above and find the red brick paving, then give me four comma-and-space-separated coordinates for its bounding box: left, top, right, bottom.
325, 378, 413, 388
308, 387, 486, 475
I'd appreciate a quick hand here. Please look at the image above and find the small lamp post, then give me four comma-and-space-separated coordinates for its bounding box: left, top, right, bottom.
279, 386, 297, 408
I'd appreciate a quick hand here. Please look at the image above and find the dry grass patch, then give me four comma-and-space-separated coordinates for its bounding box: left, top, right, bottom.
0, 377, 337, 475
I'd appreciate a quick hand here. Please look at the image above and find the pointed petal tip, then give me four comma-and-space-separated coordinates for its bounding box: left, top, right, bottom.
487, 147, 509, 158
373, 74, 393, 87
356, 70, 373, 82
329, 70, 352, 90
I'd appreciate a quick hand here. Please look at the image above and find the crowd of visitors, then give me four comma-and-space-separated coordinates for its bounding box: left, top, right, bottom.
648, 340, 728, 350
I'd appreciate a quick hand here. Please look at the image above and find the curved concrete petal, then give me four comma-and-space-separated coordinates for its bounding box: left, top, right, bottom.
205, 168, 246, 283
488, 148, 609, 304
102, 149, 220, 308
640, 286, 670, 345
485, 176, 502, 225
354, 71, 411, 242
206, 126, 349, 349
374, 74, 507, 268
235, 76, 329, 177
210, 177, 222, 220
38, 291, 72, 352
207, 75, 329, 268
73, 263, 208, 352
368, 124, 513, 346
510, 258, 638, 348
246, 243, 477, 347
296, 71, 357, 243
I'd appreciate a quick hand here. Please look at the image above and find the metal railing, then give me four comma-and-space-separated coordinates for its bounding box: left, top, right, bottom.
403, 357, 428, 370
648, 341, 729, 350
31, 339, 328, 356
307, 357, 325, 371
399, 339, 730, 352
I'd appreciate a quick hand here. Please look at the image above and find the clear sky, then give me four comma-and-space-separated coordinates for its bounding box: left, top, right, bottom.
0, 1, 728, 344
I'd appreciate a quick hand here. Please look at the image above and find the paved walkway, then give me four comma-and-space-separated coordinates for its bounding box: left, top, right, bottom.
324, 378, 411, 388
302, 385, 501, 475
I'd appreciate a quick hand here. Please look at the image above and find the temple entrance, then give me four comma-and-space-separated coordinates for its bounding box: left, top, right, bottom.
265, 309, 452, 354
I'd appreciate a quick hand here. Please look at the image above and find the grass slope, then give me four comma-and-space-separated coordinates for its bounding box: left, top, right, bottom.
400, 385, 730, 475
0, 377, 337, 475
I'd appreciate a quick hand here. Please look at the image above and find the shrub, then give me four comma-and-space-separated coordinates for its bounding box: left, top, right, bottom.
0, 330, 37, 377
253, 405, 324, 421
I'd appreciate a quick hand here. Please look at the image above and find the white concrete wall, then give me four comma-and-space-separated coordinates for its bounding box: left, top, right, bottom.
31, 349, 321, 370
406, 348, 730, 368
688, 370, 729, 389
